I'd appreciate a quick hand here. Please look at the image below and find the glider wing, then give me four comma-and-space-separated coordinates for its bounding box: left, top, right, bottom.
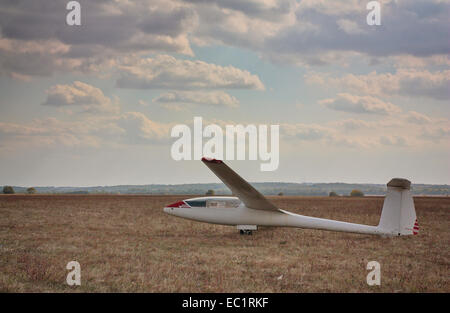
201, 157, 280, 212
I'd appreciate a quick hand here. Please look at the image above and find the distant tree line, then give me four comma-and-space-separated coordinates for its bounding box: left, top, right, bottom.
2, 186, 38, 194
3, 183, 449, 196
3, 186, 15, 194
350, 189, 364, 197
27, 187, 36, 194
328, 190, 365, 197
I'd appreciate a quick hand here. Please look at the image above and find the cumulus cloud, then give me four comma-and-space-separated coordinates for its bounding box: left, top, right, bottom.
319, 93, 401, 115
0, 122, 48, 137
380, 135, 409, 147
0, 0, 195, 78
0, 118, 110, 149
298, 0, 367, 16
0, 111, 174, 150
264, 0, 450, 65
281, 122, 380, 149
281, 123, 332, 141
281, 114, 449, 148
1, 0, 448, 77
1, 0, 449, 164
333, 119, 375, 131
186, 0, 298, 49
0, 0, 194, 53
42, 81, 120, 114
115, 112, 172, 144
116, 55, 265, 90
306, 69, 450, 101
0, 36, 84, 77
184, 0, 295, 20
420, 126, 450, 142
153, 90, 239, 108
395, 69, 450, 100
390, 54, 450, 69
405, 111, 433, 124
137, 6, 198, 37
1, 111, 449, 154
336, 19, 365, 35
330, 114, 450, 147
188, 0, 449, 66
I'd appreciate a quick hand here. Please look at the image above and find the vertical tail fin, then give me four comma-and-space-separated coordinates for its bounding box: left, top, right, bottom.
377, 178, 418, 236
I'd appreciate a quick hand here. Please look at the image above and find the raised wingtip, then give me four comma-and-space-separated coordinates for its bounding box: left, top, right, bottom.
201, 157, 223, 164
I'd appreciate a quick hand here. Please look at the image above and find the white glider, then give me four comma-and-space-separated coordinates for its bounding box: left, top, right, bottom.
163, 157, 419, 236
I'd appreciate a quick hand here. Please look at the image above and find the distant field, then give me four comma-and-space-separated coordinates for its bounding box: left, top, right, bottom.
0, 194, 448, 292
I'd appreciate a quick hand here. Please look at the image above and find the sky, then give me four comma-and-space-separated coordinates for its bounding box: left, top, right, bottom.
0, 0, 449, 187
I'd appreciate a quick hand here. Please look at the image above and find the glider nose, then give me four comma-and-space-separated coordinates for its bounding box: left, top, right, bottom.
164, 200, 187, 215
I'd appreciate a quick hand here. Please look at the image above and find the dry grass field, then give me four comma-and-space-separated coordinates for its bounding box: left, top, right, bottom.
0, 194, 448, 292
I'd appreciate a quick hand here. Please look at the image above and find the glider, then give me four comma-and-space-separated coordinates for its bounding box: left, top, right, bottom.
163, 157, 419, 236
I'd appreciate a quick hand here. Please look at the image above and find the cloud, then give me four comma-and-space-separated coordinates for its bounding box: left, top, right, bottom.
394, 69, 450, 100
0, 122, 48, 137
336, 19, 365, 35
1, 0, 448, 78
137, 6, 198, 37
405, 111, 432, 124
264, 0, 450, 65
0, 36, 81, 77
42, 81, 120, 114
297, 0, 367, 16
153, 90, 239, 107
306, 69, 450, 101
319, 93, 401, 115
1, 110, 449, 154
0, 0, 194, 54
281, 115, 450, 148
116, 55, 265, 90
390, 54, 450, 68
0, 111, 174, 150
115, 112, 172, 144
379, 135, 409, 147
281, 123, 333, 141
184, 0, 295, 20
420, 126, 450, 142
281, 122, 379, 149
188, 0, 444, 67
0, 118, 108, 149
0, 0, 195, 77
186, 0, 297, 48
333, 119, 375, 131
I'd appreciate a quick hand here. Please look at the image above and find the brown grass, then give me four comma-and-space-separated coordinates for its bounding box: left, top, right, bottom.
0, 194, 448, 292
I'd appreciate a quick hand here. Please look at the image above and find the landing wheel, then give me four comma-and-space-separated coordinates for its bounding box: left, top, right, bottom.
239, 230, 252, 235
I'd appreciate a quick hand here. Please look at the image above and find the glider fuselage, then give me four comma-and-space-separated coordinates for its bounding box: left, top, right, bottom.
163, 196, 385, 236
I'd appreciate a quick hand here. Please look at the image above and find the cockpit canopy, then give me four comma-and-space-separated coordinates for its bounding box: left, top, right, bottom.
172, 197, 241, 208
